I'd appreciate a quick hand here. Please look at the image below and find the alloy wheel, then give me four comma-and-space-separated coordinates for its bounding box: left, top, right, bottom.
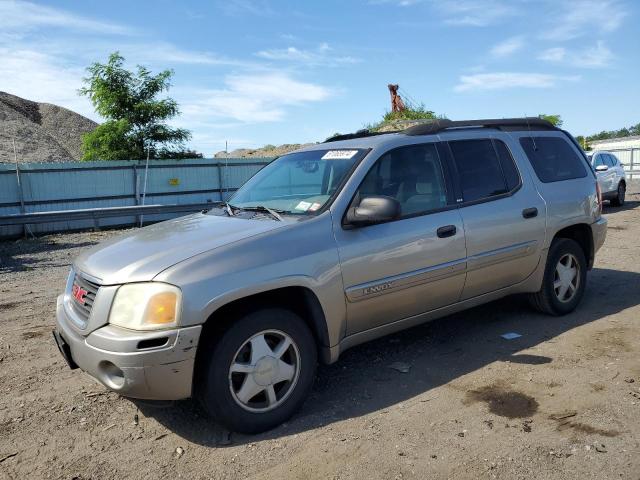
553, 253, 580, 303
228, 330, 301, 413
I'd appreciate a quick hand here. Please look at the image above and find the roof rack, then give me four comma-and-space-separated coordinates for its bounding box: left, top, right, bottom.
403, 117, 556, 136
323, 129, 400, 143
322, 117, 556, 143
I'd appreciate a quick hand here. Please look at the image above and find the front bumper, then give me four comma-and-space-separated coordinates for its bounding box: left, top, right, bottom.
54, 295, 202, 400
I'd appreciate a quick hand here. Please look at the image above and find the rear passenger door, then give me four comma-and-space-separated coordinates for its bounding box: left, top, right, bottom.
445, 136, 546, 299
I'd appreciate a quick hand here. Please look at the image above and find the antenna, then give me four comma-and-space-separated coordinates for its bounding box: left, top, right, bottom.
525, 115, 538, 151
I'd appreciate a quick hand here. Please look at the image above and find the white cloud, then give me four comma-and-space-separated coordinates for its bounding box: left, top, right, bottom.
180, 73, 332, 123
128, 42, 250, 67
219, 0, 274, 17
454, 72, 579, 92
256, 43, 360, 66
0, 47, 96, 119
542, 0, 626, 40
490, 36, 525, 58
371, 0, 518, 25
578, 41, 614, 68
369, 0, 423, 6
435, 0, 518, 27
0, 0, 132, 35
538, 42, 613, 68
538, 47, 566, 62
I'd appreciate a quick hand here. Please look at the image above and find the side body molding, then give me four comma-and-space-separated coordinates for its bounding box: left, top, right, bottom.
345, 258, 467, 302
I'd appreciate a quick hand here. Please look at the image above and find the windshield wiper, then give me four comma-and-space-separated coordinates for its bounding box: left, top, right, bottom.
227, 204, 284, 221
224, 202, 234, 217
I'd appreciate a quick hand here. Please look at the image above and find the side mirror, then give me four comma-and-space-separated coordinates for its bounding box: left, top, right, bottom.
344, 195, 400, 228
595, 165, 608, 172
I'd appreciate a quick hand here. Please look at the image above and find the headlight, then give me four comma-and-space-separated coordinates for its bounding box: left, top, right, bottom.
109, 283, 181, 331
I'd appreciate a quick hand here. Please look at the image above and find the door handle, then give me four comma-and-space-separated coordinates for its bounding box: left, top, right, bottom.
437, 225, 457, 238
522, 207, 538, 219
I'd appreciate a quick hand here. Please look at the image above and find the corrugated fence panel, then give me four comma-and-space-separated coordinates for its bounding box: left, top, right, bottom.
220, 163, 266, 201
0, 158, 272, 238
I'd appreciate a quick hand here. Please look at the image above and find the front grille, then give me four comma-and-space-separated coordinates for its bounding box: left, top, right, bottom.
70, 273, 100, 322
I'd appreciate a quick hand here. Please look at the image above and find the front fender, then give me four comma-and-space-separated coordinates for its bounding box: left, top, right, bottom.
154, 213, 348, 348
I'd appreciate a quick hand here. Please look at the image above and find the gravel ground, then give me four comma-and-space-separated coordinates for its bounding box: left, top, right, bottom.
1, 197, 639, 479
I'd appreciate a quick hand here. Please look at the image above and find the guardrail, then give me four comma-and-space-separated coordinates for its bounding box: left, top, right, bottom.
0, 202, 219, 227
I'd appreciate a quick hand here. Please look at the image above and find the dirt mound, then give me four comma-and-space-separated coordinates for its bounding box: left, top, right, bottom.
214, 143, 314, 159
0, 91, 98, 163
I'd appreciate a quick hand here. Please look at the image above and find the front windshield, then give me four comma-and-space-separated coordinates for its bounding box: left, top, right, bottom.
229, 149, 367, 214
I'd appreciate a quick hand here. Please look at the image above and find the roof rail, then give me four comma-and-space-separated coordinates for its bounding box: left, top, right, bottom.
403, 117, 556, 136
323, 129, 400, 143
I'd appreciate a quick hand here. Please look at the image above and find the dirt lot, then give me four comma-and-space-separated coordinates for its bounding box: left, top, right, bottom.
1, 197, 640, 480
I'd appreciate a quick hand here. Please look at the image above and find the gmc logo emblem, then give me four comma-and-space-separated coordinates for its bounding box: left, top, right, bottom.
72, 284, 88, 305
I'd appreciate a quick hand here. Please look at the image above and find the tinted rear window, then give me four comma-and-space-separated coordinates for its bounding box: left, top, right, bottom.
519, 137, 587, 183
495, 141, 521, 191
449, 139, 509, 202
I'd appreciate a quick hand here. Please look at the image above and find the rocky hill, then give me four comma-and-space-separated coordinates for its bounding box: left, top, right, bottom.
214, 143, 315, 159
0, 91, 98, 163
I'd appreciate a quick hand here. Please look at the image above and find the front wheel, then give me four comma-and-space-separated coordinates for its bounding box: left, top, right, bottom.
529, 238, 587, 316
610, 182, 625, 207
197, 308, 317, 434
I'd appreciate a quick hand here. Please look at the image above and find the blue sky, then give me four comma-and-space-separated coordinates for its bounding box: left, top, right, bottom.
1, 0, 638, 155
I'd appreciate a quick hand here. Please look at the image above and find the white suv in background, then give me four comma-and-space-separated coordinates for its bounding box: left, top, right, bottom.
589, 151, 627, 206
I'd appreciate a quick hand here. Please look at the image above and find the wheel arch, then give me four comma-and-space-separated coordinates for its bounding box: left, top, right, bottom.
196, 285, 332, 368
551, 223, 594, 269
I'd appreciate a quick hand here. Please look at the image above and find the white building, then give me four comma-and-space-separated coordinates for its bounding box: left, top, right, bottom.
590, 136, 640, 179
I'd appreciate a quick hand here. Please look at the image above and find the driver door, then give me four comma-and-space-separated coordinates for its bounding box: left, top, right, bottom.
333, 142, 467, 335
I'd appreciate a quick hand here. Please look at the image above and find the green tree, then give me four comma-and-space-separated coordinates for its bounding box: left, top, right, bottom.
574, 135, 589, 151
79, 52, 197, 160
538, 114, 563, 127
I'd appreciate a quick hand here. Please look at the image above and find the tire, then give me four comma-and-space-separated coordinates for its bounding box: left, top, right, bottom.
610, 182, 625, 207
196, 308, 317, 434
529, 238, 587, 316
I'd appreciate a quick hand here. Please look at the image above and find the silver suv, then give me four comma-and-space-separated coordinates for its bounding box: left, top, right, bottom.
588, 150, 627, 206
54, 118, 607, 433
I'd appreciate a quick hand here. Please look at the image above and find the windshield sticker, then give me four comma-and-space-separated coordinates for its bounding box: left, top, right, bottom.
308, 203, 322, 212
321, 150, 358, 160
295, 201, 312, 211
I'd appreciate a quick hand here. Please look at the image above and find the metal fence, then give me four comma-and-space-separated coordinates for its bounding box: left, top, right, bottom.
0, 158, 272, 238
596, 147, 640, 179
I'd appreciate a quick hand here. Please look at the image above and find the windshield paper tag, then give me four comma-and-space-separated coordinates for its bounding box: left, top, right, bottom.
295, 201, 312, 211
322, 150, 358, 160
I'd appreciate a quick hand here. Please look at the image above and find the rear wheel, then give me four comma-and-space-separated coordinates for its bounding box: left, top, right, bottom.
197, 308, 317, 433
529, 238, 587, 316
611, 182, 625, 207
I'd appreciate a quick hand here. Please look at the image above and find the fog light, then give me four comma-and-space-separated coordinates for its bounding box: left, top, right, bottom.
98, 361, 125, 389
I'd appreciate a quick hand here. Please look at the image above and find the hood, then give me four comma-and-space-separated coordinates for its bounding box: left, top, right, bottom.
74, 213, 288, 285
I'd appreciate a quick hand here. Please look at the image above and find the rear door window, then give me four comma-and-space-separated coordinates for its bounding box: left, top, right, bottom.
495, 141, 521, 191
448, 139, 514, 202
519, 137, 587, 183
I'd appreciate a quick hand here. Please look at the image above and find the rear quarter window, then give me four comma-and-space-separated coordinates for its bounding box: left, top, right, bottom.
519, 137, 587, 183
